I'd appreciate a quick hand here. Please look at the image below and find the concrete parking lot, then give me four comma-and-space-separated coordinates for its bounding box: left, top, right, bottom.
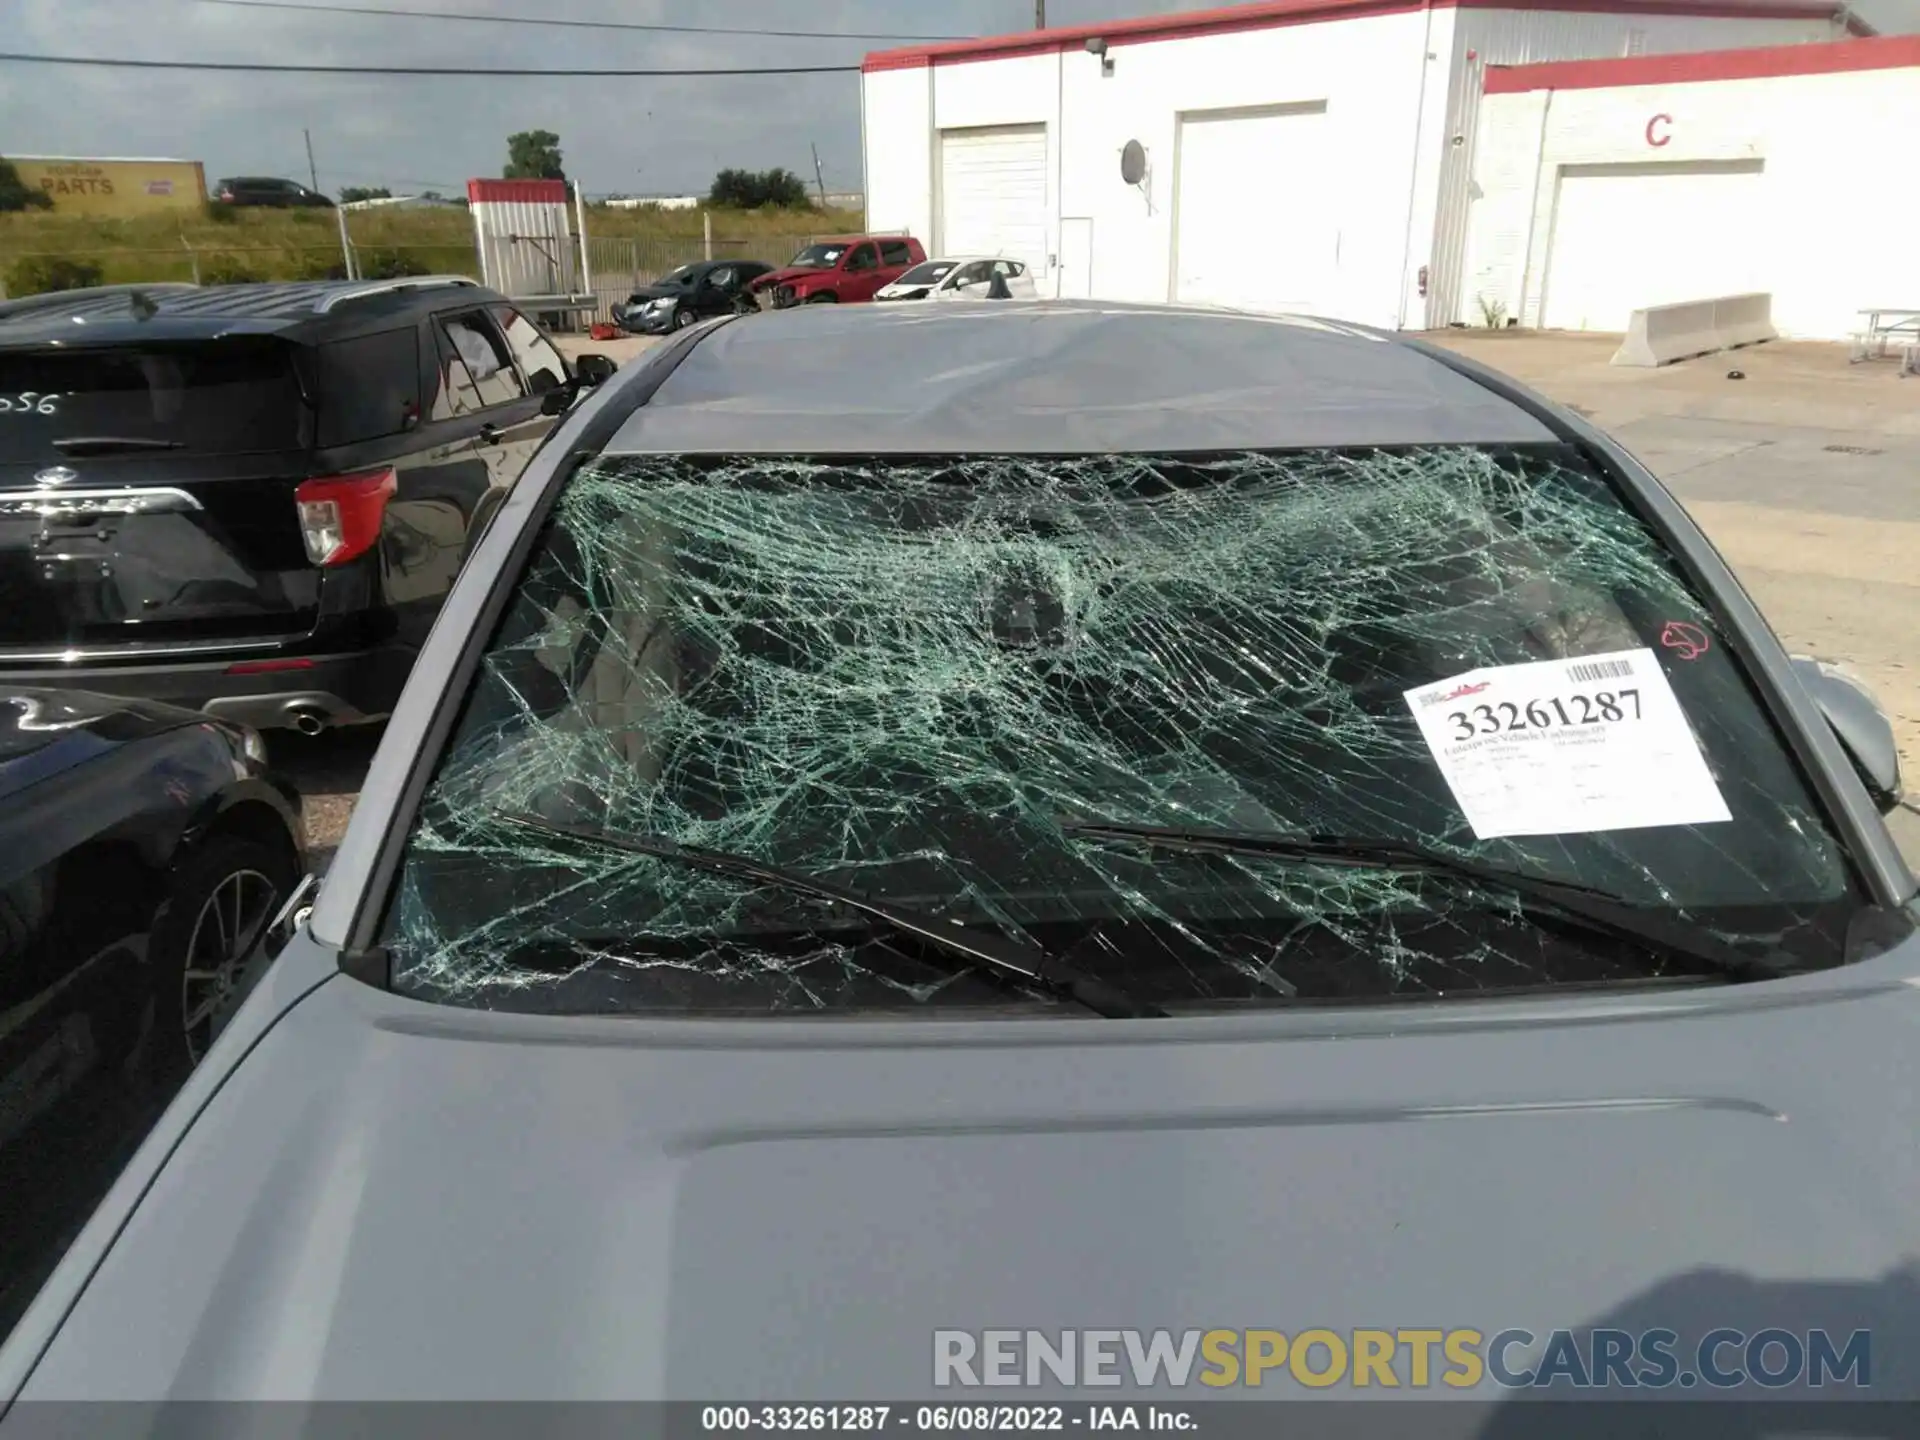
280, 326, 1919, 871
1424, 331, 1920, 861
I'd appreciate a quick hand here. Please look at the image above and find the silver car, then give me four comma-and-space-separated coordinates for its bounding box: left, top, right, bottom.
5, 303, 1916, 1420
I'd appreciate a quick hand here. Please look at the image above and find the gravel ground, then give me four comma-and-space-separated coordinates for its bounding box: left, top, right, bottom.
269, 725, 382, 874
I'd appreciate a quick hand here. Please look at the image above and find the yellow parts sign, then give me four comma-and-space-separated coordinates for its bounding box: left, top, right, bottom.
9, 157, 208, 217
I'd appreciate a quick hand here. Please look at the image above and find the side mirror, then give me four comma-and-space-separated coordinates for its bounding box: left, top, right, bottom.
574, 353, 617, 387
1791, 657, 1903, 813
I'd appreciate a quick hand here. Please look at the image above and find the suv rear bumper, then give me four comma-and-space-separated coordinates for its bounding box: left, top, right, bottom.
0, 645, 414, 734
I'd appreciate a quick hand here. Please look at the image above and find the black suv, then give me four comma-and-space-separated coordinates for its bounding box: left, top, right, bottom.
213, 177, 334, 208
0, 277, 617, 733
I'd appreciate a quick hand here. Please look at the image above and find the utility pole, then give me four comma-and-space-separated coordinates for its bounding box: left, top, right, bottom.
306, 130, 355, 279
1035, 0, 1046, 28
809, 143, 828, 208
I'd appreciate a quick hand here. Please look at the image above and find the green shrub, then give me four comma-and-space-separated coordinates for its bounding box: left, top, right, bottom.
0, 159, 53, 213
200, 254, 265, 285
357, 249, 430, 280
6, 254, 105, 296
289, 250, 349, 281
204, 201, 240, 224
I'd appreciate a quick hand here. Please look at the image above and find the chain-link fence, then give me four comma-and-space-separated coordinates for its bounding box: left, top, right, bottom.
1, 215, 876, 309
0, 240, 478, 296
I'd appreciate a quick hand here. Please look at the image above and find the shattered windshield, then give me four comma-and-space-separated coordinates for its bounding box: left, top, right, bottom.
382, 446, 1860, 1016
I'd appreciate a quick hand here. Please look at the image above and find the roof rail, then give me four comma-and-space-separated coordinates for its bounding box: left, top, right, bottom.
0, 281, 200, 319
312, 275, 479, 314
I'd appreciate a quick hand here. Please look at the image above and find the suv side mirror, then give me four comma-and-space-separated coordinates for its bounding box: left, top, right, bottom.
1791, 657, 1904, 813
574, 353, 617, 387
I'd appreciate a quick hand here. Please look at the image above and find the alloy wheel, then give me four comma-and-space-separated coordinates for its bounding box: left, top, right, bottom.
179, 868, 281, 1065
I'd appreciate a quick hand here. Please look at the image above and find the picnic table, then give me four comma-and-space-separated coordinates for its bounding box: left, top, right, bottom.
1850, 308, 1920, 376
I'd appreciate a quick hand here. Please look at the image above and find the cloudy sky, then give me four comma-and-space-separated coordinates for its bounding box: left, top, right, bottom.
4, 0, 1911, 200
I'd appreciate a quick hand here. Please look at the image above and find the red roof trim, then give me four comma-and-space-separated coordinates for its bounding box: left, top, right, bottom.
1484, 31, 1915, 90
861, 0, 1854, 72
467, 178, 568, 204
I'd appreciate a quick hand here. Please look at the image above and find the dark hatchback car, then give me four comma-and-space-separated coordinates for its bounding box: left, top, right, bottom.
614, 260, 773, 334
212, 177, 333, 208
0, 277, 617, 733
0, 687, 301, 1340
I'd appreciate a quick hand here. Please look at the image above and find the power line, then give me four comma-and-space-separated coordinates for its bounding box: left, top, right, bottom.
0, 52, 858, 75
195, 0, 974, 42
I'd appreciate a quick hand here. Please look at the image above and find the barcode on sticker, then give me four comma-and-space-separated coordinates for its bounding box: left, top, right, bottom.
1566, 658, 1635, 683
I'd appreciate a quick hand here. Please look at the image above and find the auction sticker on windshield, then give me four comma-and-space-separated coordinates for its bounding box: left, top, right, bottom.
1404, 648, 1731, 840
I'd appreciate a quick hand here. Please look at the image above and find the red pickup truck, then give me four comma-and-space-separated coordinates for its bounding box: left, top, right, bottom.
748, 235, 928, 308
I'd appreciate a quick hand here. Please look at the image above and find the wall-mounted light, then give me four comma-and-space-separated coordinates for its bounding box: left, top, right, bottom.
1084, 35, 1114, 76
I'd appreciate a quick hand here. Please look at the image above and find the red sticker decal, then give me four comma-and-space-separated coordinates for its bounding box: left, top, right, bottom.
1660, 621, 1711, 660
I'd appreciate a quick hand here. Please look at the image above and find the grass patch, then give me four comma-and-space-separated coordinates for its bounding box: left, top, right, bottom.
0, 203, 869, 292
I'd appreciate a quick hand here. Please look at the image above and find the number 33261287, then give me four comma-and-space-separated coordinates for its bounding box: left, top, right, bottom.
0, 393, 61, 416
1447, 689, 1641, 742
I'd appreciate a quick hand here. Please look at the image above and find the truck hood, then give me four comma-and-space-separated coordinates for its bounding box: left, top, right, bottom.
750, 265, 836, 292
14, 930, 1920, 1407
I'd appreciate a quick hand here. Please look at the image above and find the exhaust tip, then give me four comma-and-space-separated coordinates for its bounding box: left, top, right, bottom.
286, 706, 327, 736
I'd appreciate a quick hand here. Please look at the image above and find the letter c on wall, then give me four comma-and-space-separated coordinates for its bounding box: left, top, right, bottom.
1646, 114, 1673, 147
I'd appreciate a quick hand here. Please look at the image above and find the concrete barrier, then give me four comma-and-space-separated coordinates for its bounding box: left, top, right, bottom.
1610, 293, 1777, 368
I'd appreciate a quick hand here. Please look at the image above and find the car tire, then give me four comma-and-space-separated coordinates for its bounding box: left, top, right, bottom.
673, 307, 699, 330
807, 292, 838, 304
148, 834, 299, 1081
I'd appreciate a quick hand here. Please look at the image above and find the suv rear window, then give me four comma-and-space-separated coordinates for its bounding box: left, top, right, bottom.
880, 240, 913, 266
0, 339, 306, 460
314, 328, 421, 447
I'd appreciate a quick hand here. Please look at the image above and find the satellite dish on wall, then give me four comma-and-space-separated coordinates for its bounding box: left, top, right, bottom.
1120, 140, 1147, 187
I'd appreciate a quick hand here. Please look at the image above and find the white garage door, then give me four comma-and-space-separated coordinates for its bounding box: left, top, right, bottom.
938, 125, 1048, 279
1541, 160, 1766, 333
1173, 103, 1334, 314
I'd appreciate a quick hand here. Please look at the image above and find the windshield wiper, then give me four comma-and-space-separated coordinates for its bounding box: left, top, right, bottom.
494, 811, 1164, 1019
1057, 820, 1795, 983
51, 436, 185, 455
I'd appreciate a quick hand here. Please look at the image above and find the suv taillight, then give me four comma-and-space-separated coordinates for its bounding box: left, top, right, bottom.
295, 468, 395, 566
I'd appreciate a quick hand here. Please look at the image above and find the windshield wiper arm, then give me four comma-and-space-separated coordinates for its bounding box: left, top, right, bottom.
1057, 820, 1793, 983
51, 435, 186, 454
495, 811, 1164, 1019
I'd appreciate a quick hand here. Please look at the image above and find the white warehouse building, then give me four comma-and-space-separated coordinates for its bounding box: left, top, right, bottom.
1463, 34, 1920, 339
860, 0, 1863, 330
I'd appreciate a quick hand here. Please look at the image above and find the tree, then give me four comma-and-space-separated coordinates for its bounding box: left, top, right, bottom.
0, 158, 53, 213
504, 130, 565, 180
338, 185, 391, 204
706, 167, 811, 210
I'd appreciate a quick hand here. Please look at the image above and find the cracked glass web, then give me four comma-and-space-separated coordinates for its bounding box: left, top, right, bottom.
384, 445, 1857, 1014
